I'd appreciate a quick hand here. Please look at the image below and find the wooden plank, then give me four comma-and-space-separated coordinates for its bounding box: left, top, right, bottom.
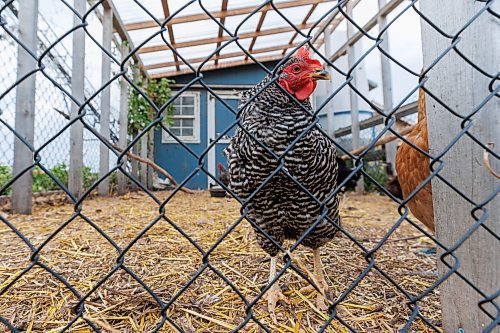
99, 0, 148, 78
245, 10, 268, 61
12, 0, 38, 214
345, 1, 362, 194
150, 51, 305, 78
333, 101, 417, 137
140, 135, 148, 185
282, 3, 317, 55
420, 1, 499, 332
377, 0, 397, 173
125, 0, 335, 31
143, 41, 311, 70
214, 0, 229, 65
160, 0, 179, 71
138, 22, 314, 54
328, 0, 402, 63
69, 0, 85, 198
98, 7, 112, 197
117, 43, 129, 195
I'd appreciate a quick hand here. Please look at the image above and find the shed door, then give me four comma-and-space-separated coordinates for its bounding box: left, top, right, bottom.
207, 93, 240, 188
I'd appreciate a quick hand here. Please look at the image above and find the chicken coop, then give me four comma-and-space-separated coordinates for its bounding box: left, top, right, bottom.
0, 0, 498, 332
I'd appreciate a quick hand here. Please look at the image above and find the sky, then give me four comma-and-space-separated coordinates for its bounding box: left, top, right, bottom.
0, 0, 424, 169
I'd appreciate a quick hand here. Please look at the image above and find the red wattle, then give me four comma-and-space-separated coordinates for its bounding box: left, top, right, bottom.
278, 79, 294, 95
295, 80, 316, 101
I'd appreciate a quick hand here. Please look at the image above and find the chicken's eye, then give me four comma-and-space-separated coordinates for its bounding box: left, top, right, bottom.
292, 65, 301, 73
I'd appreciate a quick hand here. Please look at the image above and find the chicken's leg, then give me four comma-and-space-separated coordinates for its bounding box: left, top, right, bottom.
300, 248, 333, 311
265, 255, 288, 324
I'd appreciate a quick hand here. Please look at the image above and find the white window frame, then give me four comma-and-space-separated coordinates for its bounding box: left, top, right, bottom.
162, 91, 201, 144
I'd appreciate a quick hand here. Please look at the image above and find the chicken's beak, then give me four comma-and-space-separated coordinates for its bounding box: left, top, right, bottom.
310, 68, 330, 80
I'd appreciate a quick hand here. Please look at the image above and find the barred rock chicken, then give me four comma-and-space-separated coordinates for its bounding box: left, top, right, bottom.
395, 88, 435, 232
225, 47, 340, 320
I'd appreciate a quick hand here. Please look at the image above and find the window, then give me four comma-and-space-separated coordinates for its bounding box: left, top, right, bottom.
162, 92, 200, 143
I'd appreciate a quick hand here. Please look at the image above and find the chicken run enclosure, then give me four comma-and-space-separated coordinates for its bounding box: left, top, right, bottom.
0, 0, 499, 332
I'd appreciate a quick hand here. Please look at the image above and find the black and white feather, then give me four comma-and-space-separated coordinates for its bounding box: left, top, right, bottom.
224, 59, 341, 256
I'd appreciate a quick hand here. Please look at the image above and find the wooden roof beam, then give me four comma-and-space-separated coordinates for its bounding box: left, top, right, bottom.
125, 0, 335, 31
282, 3, 318, 55
149, 39, 324, 77
151, 54, 287, 78
214, 0, 229, 66
138, 22, 314, 54
245, 10, 268, 61
160, 0, 180, 71
96, 0, 149, 78
143, 40, 322, 70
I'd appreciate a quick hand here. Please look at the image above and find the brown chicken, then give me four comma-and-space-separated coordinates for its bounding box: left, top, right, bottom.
395, 88, 435, 232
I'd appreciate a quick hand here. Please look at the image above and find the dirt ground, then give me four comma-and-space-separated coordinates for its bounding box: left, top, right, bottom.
0, 191, 440, 332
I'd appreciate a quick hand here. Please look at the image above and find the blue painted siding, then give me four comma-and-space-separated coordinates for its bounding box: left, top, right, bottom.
154, 62, 279, 189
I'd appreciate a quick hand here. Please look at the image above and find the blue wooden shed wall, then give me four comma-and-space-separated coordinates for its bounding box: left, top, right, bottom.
154, 62, 278, 189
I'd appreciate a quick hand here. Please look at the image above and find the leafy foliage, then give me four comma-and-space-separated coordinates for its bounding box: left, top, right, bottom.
0, 164, 113, 194
363, 161, 389, 193
128, 70, 175, 134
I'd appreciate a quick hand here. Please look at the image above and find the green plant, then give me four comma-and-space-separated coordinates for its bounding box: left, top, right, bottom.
363, 161, 389, 193
128, 69, 175, 134
0, 165, 12, 195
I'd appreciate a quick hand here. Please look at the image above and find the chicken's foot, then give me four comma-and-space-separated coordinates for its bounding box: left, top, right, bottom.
265, 255, 289, 324
299, 248, 333, 311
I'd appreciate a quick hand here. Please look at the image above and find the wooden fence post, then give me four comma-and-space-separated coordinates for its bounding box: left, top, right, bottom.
377, 0, 397, 174
12, 0, 39, 214
117, 42, 129, 195
69, 0, 86, 198
98, 6, 113, 196
420, 1, 499, 331
346, 1, 363, 194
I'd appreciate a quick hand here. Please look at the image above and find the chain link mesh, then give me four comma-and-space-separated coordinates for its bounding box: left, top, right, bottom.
0, 0, 498, 332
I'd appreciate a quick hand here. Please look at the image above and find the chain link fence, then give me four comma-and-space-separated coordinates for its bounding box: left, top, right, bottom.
0, 2, 124, 194
0, 0, 498, 332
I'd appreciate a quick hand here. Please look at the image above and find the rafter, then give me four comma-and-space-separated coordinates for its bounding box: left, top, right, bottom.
214, 0, 229, 66
138, 23, 314, 54
282, 3, 317, 55
125, 0, 335, 31
143, 40, 322, 70
151, 54, 287, 78
161, 0, 179, 70
245, 10, 268, 61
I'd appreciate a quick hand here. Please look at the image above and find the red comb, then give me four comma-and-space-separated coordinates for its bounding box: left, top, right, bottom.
296, 47, 322, 68
296, 47, 310, 59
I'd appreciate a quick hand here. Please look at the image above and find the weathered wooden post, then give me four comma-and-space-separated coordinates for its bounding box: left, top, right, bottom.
12, 0, 39, 214
130, 64, 140, 191
117, 42, 129, 195
377, 0, 397, 175
346, 1, 363, 194
420, 1, 499, 331
98, 6, 113, 196
69, 0, 86, 198
323, 29, 335, 138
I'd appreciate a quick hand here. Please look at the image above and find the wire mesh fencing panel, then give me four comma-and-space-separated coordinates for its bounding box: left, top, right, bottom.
0, 0, 498, 332
0, 2, 125, 195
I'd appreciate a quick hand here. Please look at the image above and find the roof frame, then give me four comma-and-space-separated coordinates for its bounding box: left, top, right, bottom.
125, 0, 335, 31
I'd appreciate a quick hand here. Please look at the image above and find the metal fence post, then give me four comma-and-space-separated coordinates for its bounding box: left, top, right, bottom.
11, 0, 39, 214
98, 6, 112, 196
69, 0, 86, 197
420, 1, 499, 331
377, 0, 396, 174
117, 42, 129, 195
346, 1, 363, 193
